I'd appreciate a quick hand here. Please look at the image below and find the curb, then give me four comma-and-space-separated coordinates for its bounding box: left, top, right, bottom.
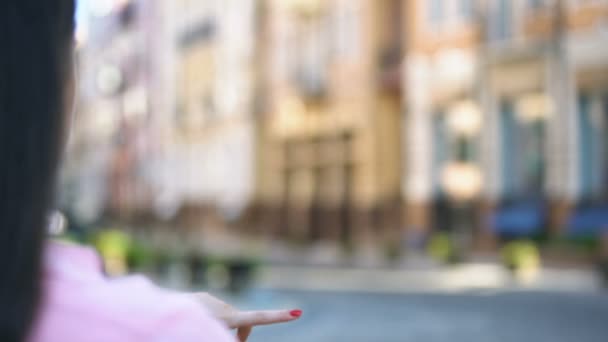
255, 264, 604, 294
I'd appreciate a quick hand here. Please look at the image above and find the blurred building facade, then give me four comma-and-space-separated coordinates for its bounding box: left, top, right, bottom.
68, 0, 258, 230
404, 0, 608, 245
403, 0, 482, 243
66, 0, 608, 254
65, 0, 155, 224
168, 0, 257, 227
249, 0, 404, 246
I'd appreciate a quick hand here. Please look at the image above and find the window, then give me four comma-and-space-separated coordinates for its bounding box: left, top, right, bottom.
498, 0, 512, 38
578, 92, 608, 201
379, 0, 402, 71
292, 13, 330, 99
179, 19, 216, 49
333, 0, 361, 59
488, 0, 513, 41
460, 0, 474, 20
428, 0, 445, 26
528, 0, 544, 10
500, 100, 546, 199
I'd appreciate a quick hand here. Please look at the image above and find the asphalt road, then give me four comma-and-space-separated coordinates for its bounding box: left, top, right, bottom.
227, 289, 608, 342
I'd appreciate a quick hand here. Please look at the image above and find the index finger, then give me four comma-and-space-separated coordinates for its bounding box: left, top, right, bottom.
228, 310, 302, 328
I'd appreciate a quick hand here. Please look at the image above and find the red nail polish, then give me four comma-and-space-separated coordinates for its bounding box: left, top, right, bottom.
290, 310, 302, 318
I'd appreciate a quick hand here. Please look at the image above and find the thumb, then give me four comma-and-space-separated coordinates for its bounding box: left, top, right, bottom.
237, 326, 252, 342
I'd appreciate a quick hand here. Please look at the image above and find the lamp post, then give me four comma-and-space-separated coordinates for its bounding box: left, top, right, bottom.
440, 101, 483, 261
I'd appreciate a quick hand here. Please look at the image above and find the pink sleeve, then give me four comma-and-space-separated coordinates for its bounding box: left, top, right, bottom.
106, 276, 236, 342
33, 242, 236, 342
148, 307, 235, 342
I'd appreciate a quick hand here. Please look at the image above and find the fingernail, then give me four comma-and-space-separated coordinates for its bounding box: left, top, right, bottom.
290, 310, 302, 318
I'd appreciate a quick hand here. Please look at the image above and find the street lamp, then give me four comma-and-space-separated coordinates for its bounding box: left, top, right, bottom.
440, 100, 484, 261
441, 162, 483, 203
515, 92, 553, 124
440, 160, 483, 262
447, 99, 483, 138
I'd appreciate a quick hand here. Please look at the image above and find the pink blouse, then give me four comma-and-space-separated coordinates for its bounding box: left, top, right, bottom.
29, 241, 234, 342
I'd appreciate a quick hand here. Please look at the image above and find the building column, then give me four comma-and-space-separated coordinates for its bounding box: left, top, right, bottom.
403, 54, 433, 239
545, 50, 579, 233
478, 59, 501, 249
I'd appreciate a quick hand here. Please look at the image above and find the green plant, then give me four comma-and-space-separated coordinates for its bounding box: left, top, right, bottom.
127, 240, 155, 272
501, 240, 541, 271
93, 229, 132, 276
384, 239, 403, 264
428, 232, 454, 263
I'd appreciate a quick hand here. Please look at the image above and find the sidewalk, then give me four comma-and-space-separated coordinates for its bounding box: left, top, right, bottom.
255, 263, 603, 294
256, 240, 602, 293
183, 232, 605, 294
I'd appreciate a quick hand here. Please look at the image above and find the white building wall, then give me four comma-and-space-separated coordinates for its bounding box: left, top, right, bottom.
545, 49, 579, 201
566, 29, 608, 200
479, 64, 502, 200
404, 54, 434, 202
152, 0, 257, 219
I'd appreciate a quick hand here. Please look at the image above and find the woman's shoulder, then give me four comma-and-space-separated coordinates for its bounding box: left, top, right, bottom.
30, 241, 233, 342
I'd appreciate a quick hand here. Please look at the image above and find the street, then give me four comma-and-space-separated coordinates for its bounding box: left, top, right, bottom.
227, 289, 608, 342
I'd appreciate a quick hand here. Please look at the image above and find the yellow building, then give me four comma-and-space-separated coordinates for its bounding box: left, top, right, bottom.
250, 0, 404, 247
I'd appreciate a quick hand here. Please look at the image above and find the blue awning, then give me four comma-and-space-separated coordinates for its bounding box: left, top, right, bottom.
491, 202, 545, 237
567, 206, 608, 237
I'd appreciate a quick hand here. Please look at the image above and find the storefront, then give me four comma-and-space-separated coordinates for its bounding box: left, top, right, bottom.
568, 67, 608, 238
486, 57, 552, 239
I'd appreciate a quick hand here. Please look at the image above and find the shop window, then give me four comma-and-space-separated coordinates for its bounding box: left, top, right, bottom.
578, 92, 608, 201
500, 100, 546, 199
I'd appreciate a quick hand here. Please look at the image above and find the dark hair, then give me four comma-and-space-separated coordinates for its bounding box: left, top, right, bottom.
0, 1, 75, 341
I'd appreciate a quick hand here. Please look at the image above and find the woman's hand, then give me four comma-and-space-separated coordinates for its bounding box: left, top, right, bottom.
195, 293, 302, 341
